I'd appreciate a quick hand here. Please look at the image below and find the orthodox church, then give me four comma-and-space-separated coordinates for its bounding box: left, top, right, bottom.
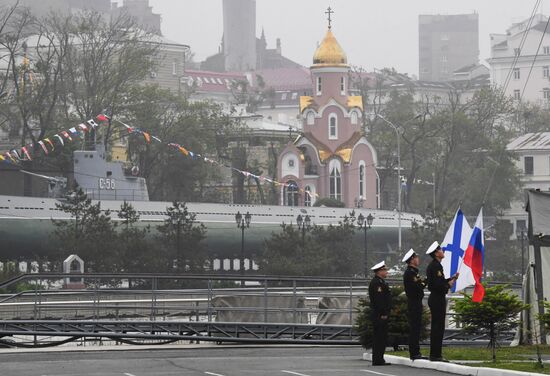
277, 23, 379, 209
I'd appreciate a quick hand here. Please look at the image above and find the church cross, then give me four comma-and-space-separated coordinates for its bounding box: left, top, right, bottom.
325, 7, 334, 29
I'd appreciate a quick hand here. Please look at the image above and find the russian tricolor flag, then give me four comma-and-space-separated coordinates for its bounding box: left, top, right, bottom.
462, 208, 485, 302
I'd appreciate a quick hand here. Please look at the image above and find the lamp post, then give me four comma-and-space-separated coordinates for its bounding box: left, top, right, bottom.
376, 114, 402, 252
235, 211, 252, 286
296, 214, 312, 242
516, 227, 527, 283
375, 113, 422, 252
357, 213, 374, 277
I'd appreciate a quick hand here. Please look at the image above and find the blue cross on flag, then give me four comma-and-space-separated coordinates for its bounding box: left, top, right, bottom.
440, 208, 472, 292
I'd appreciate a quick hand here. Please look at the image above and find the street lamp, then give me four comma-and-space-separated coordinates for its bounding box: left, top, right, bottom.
357, 213, 374, 277
516, 227, 527, 283
375, 113, 422, 252
235, 211, 252, 285
296, 214, 312, 241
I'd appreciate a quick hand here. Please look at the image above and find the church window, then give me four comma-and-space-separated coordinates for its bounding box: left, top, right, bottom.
288, 159, 295, 167
285, 180, 300, 206
329, 113, 338, 140
307, 112, 315, 125
351, 111, 358, 124
340, 77, 345, 94
317, 77, 322, 95
329, 159, 342, 201
359, 162, 365, 197
304, 186, 312, 207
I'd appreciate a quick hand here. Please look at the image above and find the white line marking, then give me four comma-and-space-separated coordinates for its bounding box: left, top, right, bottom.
205, 372, 226, 376
124, 373, 137, 376
361, 369, 396, 376
281, 371, 312, 376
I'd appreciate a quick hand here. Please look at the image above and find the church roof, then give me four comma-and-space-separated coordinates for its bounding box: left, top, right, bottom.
312, 29, 348, 68
301, 131, 365, 164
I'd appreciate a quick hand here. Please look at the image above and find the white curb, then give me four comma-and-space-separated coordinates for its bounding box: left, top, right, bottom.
363, 353, 544, 376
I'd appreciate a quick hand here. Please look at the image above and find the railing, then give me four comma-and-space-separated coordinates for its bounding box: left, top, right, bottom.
0, 274, 520, 348
0, 273, 364, 347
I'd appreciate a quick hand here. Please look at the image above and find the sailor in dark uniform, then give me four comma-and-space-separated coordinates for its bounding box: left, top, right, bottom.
402, 248, 427, 360
368, 261, 392, 366
425, 241, 458, 362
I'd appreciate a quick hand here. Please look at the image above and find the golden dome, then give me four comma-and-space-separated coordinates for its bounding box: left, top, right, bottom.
312, 29, 348, 67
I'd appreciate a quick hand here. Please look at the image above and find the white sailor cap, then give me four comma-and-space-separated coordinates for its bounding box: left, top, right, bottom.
402, 248, 417, 263
426, 241, 441, 255
370, 261, 387, 271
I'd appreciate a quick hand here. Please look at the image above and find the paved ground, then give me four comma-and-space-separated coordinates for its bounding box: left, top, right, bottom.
0, 346, 456, 376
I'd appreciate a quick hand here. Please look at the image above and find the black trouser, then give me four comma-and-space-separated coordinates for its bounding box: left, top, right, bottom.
407, 300, 423, 357
371, 315, 388, 364
428, 294, 446, 358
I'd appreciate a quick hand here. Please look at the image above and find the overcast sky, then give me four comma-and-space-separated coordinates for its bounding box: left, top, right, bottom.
144, 0, 545, 76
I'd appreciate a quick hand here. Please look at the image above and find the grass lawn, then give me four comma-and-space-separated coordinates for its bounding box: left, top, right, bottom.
389, 346, 550, 374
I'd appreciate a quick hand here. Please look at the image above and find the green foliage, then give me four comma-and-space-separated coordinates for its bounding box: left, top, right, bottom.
260, 217, 359, 277
355, 286, 429, 349
538, 301, 550, 332
52, 189, 118, 271
453, 284, 529, 361
120, 85, 238, 202
116, 201, 151, 273
156, 201, 207, 273
313, 197, 345, 208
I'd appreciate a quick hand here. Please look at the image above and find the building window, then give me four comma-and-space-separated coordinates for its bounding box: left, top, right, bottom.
304, 186, 312, 207
513, 68, 520, 80
340, 77, 345, 94
514, 90, 521, 100
544, 46, 550, 55
514, 48, 521, 56
307, 112, 315, 125
317, 76, 322, 96
359, 163, 365, 198
281, 92, 287, 100
172, 60, 178, 76
285, 181, 299, 206
544, 66, 549, 78
544, 88, 550, 100
329, 162, 342, 201
351, 111, 358, 124
524, 156, 534, 175
329, 114, 338, 140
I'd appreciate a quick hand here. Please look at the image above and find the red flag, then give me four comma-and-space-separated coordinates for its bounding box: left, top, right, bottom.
61, 131, 73, 141
96, 114, 109, 122
38, 141, 49, 154
21, 146, 32, 161
78, 123, 88, 132
463, 208, 486, 303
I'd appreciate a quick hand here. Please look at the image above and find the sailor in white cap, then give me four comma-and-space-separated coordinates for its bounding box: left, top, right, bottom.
425, 241, 459, 362
402, 249, 427, 360
368, 261, 392, 366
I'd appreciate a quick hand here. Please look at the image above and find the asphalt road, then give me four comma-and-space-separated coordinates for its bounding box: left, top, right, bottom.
0, 346, 455, 376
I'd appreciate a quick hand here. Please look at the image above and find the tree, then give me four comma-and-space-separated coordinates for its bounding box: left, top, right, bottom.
260, 217, 360, 277
53, 189, 118, 272
120, 85, 239, 202
156, 201, 207, 273
117, 200, 151, 273
453, 284, 529, 362
355, 286, 429, 350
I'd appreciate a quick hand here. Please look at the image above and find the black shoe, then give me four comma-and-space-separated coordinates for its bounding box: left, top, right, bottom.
429, 357, 449, 362
410, 355, 428, 360
372, 362, 392, 366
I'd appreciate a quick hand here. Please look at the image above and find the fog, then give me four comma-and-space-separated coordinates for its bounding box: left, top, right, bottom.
143, 0, 545, 76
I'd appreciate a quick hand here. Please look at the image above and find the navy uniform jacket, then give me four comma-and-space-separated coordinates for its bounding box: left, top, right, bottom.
368, 275, 392, 318
403, 265, 425, 301
426, 258, 451, 297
